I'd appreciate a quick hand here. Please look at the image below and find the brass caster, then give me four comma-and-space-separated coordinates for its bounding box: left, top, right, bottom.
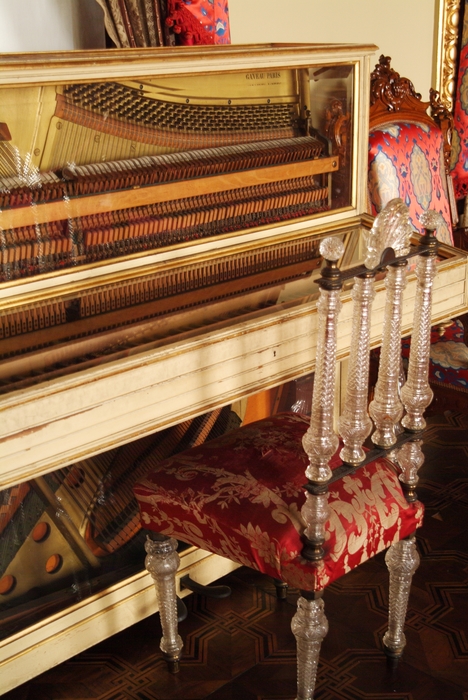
273, 578, 288, 600
164, 655, 181, 674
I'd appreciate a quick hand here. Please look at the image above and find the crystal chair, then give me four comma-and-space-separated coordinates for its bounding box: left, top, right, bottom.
133, 199, 439, 699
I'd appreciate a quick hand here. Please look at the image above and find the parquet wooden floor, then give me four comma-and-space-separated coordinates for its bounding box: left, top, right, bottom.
3, 412, 468, 700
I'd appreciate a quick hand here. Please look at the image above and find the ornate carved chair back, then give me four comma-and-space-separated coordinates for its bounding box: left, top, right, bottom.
368, 55, 456, 246
133, 199, 440, 700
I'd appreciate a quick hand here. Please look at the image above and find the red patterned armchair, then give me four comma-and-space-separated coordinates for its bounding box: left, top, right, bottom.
368, 55, 456, 246
134, 200, 439, 699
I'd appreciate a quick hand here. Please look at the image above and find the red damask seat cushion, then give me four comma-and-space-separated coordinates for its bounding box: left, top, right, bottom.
134, 412, 423, 592
368, 123, 453, 245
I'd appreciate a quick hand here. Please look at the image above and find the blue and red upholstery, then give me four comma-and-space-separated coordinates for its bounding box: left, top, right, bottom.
403, 318, 468, 393
368, 122, 454, 246
134, 412, 423, 592
368, 56, 454, 246
165, 0, 230, 45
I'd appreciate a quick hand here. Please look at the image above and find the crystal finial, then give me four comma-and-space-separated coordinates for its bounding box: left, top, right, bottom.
319, 236, 345, 262
420, 209, 443, 231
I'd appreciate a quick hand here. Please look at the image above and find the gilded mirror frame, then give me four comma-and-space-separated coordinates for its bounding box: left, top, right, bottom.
434, 0, 462, 110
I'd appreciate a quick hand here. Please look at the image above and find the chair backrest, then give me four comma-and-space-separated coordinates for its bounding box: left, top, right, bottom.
300, 199, 439, 560
368, 55, 455, 247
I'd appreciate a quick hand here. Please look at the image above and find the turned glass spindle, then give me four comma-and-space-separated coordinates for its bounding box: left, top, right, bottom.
338, 272, 375, 464
302, 236, 344, 482
301, 237, 343, 561
401, 212, 439, 431
369, 263, 407, 447
367, 199, 413, 448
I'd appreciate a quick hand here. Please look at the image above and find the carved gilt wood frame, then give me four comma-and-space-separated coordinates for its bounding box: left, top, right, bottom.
434, 0, 462, 111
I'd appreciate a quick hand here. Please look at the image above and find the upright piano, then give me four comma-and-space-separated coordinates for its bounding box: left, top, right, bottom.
0, 44, 467, 691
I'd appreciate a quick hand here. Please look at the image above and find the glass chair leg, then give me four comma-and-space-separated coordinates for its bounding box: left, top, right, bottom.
144, 534, 184, 673
383, 535, 420, 660
291, 594, 328, 700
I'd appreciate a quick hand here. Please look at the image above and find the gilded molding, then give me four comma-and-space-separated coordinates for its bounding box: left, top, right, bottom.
434, 0, 461, 112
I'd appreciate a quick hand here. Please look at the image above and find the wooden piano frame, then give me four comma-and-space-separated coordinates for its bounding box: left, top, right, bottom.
1, 43, 467, 692
0, 42, 377, 484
